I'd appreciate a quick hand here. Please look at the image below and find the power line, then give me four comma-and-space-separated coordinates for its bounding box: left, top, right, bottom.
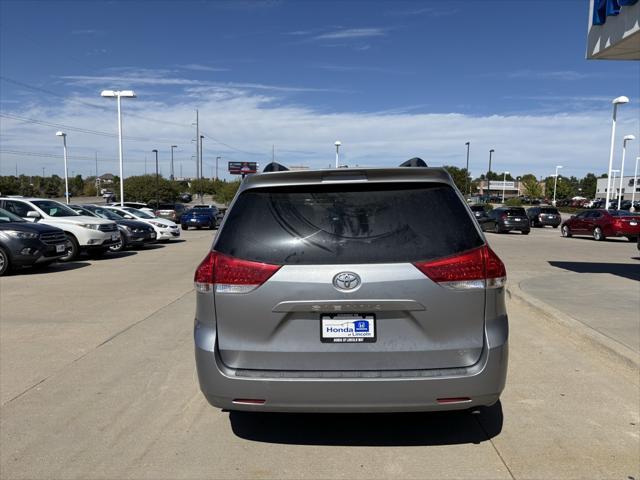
0, 148, 117, 162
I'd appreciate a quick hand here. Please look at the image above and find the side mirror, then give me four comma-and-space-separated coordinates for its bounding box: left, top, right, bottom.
27, 211, 41, 219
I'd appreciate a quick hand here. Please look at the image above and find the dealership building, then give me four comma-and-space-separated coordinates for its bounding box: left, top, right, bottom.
596, 175, 640, 200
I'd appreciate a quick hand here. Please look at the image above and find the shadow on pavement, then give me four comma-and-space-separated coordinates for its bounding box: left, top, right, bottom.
89, 251, 137, 261
12, 261, 91, 276
229, 401, 503, 446
548, 261, 640, 281
136, 244, 166, 250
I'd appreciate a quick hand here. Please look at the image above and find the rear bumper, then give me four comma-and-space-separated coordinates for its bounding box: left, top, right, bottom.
194, 318, 508, 413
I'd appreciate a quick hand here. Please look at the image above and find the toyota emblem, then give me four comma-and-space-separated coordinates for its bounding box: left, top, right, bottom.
333, 272, 361, 291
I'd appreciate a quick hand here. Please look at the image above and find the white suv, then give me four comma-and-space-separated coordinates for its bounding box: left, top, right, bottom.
0, 198, 119, 261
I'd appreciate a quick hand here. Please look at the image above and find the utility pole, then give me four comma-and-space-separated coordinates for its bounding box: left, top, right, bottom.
194, 109, 200, 180
42, 167, 45, 178
95, 152, 99, 196
180, 162, 183, 179
15, 163, 18, 176
215, 156, 221, 181
199, 135, 204, 180
170, 145, 177, 181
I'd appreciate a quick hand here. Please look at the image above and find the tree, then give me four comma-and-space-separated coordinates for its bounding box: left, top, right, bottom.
579, 173, 598, 198
122, 175, 179, 202
522, 177, 543, 198
442, 165, 471, 194
214, 180, 241, 204
544, 175, 574, 200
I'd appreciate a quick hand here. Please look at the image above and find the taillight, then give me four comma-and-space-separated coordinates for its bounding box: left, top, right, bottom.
501, 214, 507, 220
194, 251, 281, 294
413, 245, 506, 290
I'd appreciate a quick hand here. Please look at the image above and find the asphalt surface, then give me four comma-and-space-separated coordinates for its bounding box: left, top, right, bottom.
0, 227, 638, 479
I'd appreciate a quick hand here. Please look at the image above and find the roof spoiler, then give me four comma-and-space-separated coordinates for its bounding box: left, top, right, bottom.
399, 157, 428, 167
263, 161, 289, 172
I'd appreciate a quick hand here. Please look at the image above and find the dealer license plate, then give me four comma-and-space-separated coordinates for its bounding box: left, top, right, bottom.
514, 217, 521, 221
111, 233, 119, 241
631, 221, 638, 226
150, 232, 156, 238
190, 218, 197, 222
56, 244, 66, 253
320, 314, 376, 343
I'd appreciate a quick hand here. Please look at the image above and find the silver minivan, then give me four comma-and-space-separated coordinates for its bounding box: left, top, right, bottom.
194, 167, 508, 412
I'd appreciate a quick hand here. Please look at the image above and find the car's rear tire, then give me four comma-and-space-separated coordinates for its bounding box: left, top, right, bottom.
593, 227, 605, 241
553, 225, 558, 229
493, 223, 501, 234
60, 234, 79, 262
109, 232, 126, 252
561, 225, 571, 238
626, 236, 638, 242
522, 229, 530, 235
181, 224, 188, 231
0, 247, 10, 276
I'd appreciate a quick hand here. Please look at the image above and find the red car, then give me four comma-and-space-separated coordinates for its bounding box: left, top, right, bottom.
561, 209, 640, 241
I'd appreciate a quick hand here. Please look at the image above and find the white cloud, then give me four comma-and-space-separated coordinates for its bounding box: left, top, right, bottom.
178, 64, 230, 72
507, 70, 599, 81
1, 88, 638, 181
314, 28, 386, 40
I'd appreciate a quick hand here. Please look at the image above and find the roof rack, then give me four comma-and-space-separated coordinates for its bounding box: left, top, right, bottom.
399, 157, 428, 167
263, 162, 289, 172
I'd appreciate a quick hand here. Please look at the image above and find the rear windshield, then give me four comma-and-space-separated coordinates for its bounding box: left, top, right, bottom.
505, 208, 526, 216
215, 183, 483, 265
539, 208, 559, 214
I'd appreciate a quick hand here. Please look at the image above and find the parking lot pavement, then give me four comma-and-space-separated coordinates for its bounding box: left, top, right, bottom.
1, 229, 639, 479
486, 226, 640, 357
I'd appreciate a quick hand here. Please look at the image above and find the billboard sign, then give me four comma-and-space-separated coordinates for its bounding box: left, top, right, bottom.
228, 161, 258, 175
489, 181, 517, 191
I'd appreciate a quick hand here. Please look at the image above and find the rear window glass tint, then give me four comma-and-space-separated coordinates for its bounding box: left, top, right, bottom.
539, 208, 559, 214
505, 208, 526, 216
215, 183, 483, 265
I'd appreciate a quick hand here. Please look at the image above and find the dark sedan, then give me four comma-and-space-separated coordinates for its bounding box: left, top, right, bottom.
487, 207, 530, 234
71, 204, 157, 251
527, 206, 561, 228
181, 207, 219, 230
0, 208, 67, 275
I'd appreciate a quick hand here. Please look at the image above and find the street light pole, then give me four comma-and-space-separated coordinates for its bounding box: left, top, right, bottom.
631, 156, 639, 212
152, 149, 159, 209
487, 149, 494, 197
502, 171, 509, 203
55, 131, 69, 204
464, 142, 470, 196
170, 145, 177, 181
100, 90, 136, 206
334, 141, 341, 168
605, 96, 630, 206
618, 135, 635, 210
553, 165, 563, 206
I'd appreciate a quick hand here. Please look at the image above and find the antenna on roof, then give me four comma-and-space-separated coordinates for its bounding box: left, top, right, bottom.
263, 162, 289, 172
399, 157, 428, 167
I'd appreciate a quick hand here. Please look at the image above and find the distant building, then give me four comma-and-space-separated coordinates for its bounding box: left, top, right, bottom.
596, 175, 639, 200
97, 173, 115, 184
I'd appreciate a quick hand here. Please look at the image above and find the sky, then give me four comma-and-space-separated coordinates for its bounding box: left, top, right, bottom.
0, 0, 639, 181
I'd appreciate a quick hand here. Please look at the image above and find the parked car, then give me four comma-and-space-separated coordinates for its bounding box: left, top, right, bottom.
526, 206, 561, 228
104, 206, 180, 241
181, 207, 219, 230
0, 208, 67, 275
469, 204, 487, 219
0, 197, 119, 261
108, 202, 155, 216
487, 207, 530, 234
178, 192, 192, 203
193, 166, 508, 413
73, 205, 157, 251
561, 209, 640, 241
147, 202, 187, 222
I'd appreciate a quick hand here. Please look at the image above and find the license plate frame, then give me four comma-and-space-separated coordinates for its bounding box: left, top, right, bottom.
320, 314, 376, 343
55, 244, 66, 253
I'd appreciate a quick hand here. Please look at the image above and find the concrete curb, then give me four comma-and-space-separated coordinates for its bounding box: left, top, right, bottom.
507, 282, 640, 370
